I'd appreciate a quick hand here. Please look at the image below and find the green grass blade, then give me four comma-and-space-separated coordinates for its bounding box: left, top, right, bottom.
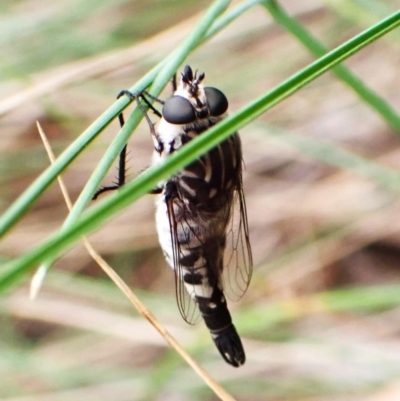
0, 68, 152, 237
263, 0, 400, 132
205, 0, 264, 38
0, 11, 399, 291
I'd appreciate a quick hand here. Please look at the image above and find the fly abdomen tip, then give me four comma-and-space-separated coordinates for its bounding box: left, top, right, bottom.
211, 324, 245, 367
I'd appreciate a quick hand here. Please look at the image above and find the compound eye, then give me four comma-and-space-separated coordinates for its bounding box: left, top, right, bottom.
204, 87, 228, 116
162, 96, 196, 124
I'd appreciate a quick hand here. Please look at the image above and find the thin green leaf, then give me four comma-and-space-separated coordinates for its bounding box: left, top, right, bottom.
263, 0, 400, 132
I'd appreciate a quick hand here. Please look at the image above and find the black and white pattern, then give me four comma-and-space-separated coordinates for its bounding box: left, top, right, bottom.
95, 65, 252, 367
153, 66, 252, 367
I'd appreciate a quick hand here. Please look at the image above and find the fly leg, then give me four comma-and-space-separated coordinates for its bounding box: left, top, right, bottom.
93, 90, 164, 199
119, 90, 164, 154
171, 73, 177, 92
92, 142, 127, 199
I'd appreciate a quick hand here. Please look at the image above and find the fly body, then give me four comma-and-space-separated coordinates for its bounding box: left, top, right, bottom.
94, 65, 252, 367
153, 65, 252, 367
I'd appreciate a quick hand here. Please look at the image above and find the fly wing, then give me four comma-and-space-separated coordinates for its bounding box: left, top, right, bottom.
222, 183, 253, 301
164, 165, 252, 321
166, 196, 201, 325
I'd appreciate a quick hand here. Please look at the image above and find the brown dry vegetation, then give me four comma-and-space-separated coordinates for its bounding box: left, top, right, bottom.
1, 0, 400, 400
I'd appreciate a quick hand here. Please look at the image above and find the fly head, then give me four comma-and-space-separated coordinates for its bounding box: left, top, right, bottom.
162, 65, 229, 125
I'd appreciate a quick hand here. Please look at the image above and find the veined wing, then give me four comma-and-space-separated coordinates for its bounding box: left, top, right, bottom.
166, 180, 252, 322
165, 194, 201, 324
222, 183, 253, 301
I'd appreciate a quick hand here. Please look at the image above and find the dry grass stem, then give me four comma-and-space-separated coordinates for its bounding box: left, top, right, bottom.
33, 121, 236, 401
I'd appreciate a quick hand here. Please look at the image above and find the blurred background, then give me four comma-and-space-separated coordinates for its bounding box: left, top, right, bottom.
1, 0, 400, 400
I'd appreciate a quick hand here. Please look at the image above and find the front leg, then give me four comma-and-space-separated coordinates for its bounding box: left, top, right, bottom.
93, 144, 127, 199
118, 90, 165, 154
93, 159, 164, 199
93, 89, 165, 199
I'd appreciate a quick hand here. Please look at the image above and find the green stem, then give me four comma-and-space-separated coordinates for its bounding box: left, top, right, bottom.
262, 0, 400, 132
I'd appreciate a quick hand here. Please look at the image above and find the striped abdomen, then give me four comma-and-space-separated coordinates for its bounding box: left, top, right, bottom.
155, 129, 246, 366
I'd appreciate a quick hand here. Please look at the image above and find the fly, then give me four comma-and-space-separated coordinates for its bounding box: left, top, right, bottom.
94, 65, 252, 367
